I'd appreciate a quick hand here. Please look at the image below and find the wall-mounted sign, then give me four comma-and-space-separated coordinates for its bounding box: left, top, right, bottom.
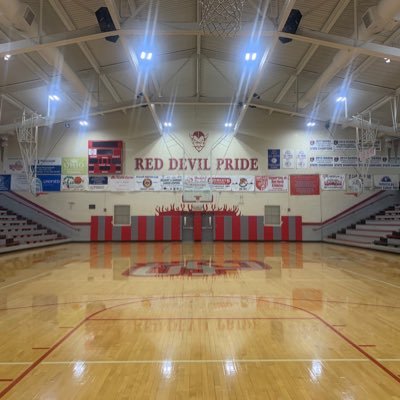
290, 175, 320, 195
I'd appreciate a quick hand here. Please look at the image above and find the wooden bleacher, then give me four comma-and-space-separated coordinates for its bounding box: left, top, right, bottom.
325, 204, 400, 254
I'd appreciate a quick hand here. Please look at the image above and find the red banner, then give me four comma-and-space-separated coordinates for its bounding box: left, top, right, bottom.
290, 175, 320, 195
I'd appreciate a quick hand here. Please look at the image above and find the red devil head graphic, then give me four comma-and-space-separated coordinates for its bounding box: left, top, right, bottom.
190, 131, 208, 152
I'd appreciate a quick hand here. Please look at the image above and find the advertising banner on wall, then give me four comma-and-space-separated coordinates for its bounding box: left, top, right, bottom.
309, 156, 334, 168
34, 159, 62, 175
62, 157, 88, 175
88, 176, 109, 191
10, 174, 29, 191
309, 139, 332, 151
296, 150, 307, 169
161, 175, 183, 191
61, 175, 88, 191
373, 175, 399, 190
109, 176, 135, 192
282, 149, 295, 169
183, 175, 209, 191
290, 175, 320, 195
320, 174, 346, 190
208, 176, 233, 191
231, 176, 255, 192
255, 176, 288, 192
37, 175, 61, 191
4, 157, 25, 174
347, 174, 373, 190
135, 176, 161, 191
0, 175, 11, 191
268, 149, 280, 170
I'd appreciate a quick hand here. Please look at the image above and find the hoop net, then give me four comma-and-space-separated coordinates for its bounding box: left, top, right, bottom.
16, 111, 41, 196
354, 114, 379, 194
200, 0, 245, 38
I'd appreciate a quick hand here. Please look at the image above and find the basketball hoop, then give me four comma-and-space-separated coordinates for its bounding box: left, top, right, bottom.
200, 0, 245, 38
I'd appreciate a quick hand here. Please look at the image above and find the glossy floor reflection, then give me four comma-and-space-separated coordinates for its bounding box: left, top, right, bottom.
0, 242, 399, 399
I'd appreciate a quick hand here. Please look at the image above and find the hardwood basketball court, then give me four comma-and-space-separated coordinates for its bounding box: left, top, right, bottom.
0, 242, 399, 399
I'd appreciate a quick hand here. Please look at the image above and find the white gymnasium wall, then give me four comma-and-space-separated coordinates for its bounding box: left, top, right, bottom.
2, 106, 391, 223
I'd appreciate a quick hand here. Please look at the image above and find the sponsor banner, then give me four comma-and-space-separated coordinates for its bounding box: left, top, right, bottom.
62, 157, 88, 175
0, 175, 11, 191
309, 139, 332, 151
135, 176, 162, 191
290, 175, 320, 195
61, 175, 88, 191
296, 150, 307, 169
109, 176, 135, 192
88, 176, 109, 191
161, 175, 183, 191
34, 158, 62, 175
4, 157, 25, 174
385, 158, 400, 168
309, 156, 334, 168
347, 174, 373, 190
37, 175, 61, 192
11, 174, 29, 191
374, 175, 399, 190
333, 139, 356, 150
255, 176, 288, 192
282, 149, 295, 169
333, 156, 358, 168
320, 174, 346, 191
268, 149, 280, 170
208, 176, 233, 191
183, 175, 210, 191
231, 176, 255, 192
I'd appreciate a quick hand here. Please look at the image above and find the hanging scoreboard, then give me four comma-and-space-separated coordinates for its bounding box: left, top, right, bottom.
88, 140, 123, 175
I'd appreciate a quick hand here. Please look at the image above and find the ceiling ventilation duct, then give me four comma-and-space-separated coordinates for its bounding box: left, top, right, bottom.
298, 0, 400, 109
0, 0, 98, 108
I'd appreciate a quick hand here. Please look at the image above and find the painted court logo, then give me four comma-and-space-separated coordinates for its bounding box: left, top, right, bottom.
123, 260, 271, 277
190, 131, 208, 152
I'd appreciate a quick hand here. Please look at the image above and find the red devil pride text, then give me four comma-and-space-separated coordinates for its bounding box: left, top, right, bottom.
134, 158, 258, 171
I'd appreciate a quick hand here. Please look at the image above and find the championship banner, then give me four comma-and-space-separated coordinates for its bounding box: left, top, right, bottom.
183, 175, 209, 191
255, 176, 288, 192
347, 174, 373, 190
282, 149, 295, 169
37, 175, 61, 192
11, 174, 29, 191
88, 176, 109, 191
208, 176, 233, 191
135, 176, 162, 191
309, 156, 334, 168
268, 149, 280, 170
61, 175, 88, 191
109, 176, 135, 192
320, 174, 346, 191
0, 175, 11, 191
290, 175, 320, 195
309, 139, 332, 151
161, 175, 183, 191
333, 139, 356, 150
296, 150, 307, 169
373, 175, 399, 190
231, 176, 255, 192
333, 156, 358, 168
62, 157, 88, 175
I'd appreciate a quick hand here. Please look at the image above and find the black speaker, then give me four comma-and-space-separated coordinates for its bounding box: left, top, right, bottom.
95, 7, 119, 43
279, 9, 302, 44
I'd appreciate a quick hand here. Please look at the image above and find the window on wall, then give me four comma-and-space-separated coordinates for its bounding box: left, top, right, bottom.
114, 205, 131, 225
264, 205, 281, 226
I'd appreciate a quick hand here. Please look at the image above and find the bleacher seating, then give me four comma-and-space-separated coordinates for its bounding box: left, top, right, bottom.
0, 206, 68, 253
325, 204, 400, 254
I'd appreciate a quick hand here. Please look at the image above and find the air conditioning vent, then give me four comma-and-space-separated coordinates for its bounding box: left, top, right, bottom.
23, 6, 35, 26
362, 9, 373, 29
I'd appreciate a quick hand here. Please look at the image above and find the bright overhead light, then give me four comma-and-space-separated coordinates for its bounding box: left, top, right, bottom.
140, 51, 153, 61
245, 52, 257, 62
251, 52, 257, 61
245, 53, 250, 61
146, 52, 153, 60
306, 121, 316, 127
336, 96, 347, 103
49, 95, 60, 101
384, 57, 391, 63
4, 54, 11, 61
224, 122, 233, 128
79, 120, 89, 127
163, 122, 172, 127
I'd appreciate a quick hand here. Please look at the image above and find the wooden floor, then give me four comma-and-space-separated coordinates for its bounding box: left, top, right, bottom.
0, 242, 399, 399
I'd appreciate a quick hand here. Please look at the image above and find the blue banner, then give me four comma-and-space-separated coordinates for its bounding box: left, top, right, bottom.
0, 175, 11, 191
268, 149, 280, 170
38, 175, 61, 192
89, 176, 108, 185
33, 164, 62, 175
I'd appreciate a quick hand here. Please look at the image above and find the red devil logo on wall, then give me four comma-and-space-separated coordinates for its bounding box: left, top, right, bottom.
190, 131, 208, 152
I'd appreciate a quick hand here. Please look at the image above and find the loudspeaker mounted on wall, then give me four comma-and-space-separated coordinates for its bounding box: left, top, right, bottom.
279, 9, 302, 44
95, 7, 119, 43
